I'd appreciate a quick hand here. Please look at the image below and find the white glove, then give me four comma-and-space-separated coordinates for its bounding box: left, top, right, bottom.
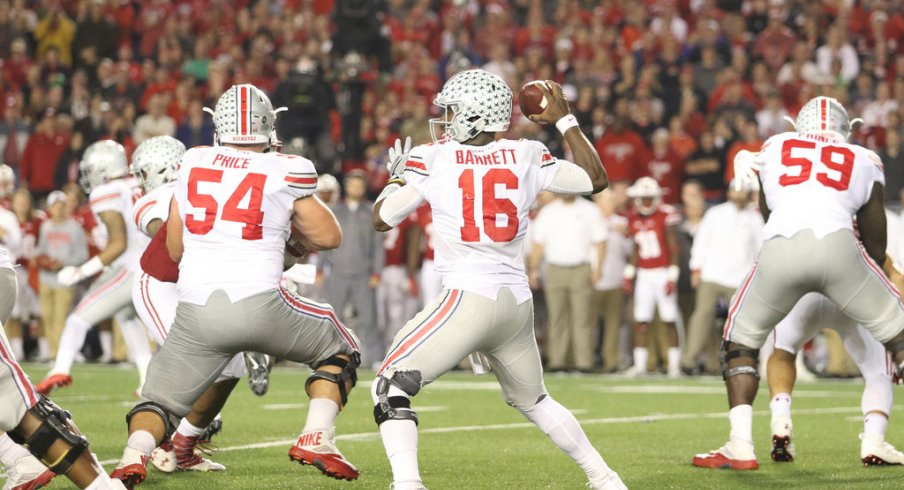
57, 256, 104, 286
283, 263, 317, 285
733, 149, 762, 191
57, 266, 82, 286
387, 136, 412, 180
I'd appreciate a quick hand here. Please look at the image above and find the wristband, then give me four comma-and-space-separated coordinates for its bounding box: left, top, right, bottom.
80, 256, 104, 278
556, 114, 579, 135
376, 182, 402, 203
623, 264, 636, 280
667, 265, 680, 282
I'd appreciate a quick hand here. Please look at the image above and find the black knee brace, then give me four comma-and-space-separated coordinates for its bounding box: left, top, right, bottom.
125, 401, 180, 441
372, 372, 422, 426
308, 355, 358, 406
720, 340, 760, 380
9, 396, 89, 475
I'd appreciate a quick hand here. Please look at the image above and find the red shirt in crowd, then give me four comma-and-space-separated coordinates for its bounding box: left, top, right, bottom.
594, 128, 648, 183
20, 132, 70, 193
628, 204, 680, 270
384, 213, 417, 267
643, 149, 684, 205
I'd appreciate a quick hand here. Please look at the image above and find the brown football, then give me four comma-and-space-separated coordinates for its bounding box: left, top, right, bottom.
518, 81, 550, 117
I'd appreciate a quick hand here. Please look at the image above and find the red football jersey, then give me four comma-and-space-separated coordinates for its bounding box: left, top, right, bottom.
416, 204, 435, 261
627, 205, 680, 269
384, 213, 417, 267
140, 221, 179, 283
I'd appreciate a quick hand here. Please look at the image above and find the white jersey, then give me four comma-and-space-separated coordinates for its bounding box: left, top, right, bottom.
0, 207, 19, 269
757, 132, 885, 240
89, 177, 147, 270
174, 145, 317, 305
132, 182, 175, 238
404, 138, 560, 303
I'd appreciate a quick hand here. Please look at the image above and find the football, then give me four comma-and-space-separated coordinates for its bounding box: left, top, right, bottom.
518, 80, 550, 117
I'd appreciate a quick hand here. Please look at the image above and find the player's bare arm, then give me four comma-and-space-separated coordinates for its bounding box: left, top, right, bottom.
292, 195, 342, 251
146, 218, 162, 238
166, 198, 184, 262
96, 210, 127, 265
529, 80, 608, 193
856, 182, 888, 266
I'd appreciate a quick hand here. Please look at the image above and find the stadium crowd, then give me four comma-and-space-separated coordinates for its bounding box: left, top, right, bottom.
1, 0, 904, 375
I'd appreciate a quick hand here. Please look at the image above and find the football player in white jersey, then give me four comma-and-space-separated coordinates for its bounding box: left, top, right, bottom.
113, 85, 360, 487
694, 96, 904, 470
129, 135, 249, 473
36, 141, 153, 396
371, 70, 626, 490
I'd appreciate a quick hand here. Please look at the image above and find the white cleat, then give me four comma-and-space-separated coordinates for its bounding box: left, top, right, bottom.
588, 470, 628, 489
150, 441, 177, 473
861, 433, 904, 466
178, 457, 226, 472
622, 366, 647, 378
3, 454, 55, 490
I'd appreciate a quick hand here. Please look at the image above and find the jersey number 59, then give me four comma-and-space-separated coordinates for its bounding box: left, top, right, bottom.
186, 168, 266, 240
779, 139, 854, 191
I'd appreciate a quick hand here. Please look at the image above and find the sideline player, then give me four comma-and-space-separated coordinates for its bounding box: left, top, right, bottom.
36, 141, 153, 395
129, 135, 248, 473
371, 71, 625, 490
112, 84, 360, 487
622, 177, 682, 377
693, 96, 904, 470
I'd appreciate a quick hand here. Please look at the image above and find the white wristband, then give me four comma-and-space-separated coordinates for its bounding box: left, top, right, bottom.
667, 265, 680, 282
556, 114, 579, 135
623, 264, 636, 280
376, 182, 401, 204
80, 255, 104, 278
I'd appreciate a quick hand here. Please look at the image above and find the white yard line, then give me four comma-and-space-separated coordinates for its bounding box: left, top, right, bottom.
95, 405, 866, 466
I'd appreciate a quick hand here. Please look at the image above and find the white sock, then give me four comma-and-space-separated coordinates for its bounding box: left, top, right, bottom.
380, 419, 421, 484
36, 338, 49, 360
84, 473, 115, 490
9, 337, 23, 360
770, 393, 792, 418
0, 433, 31, 468
667, 347, 680, 373
117, 318, 152, 386
51, 315, 91, 374
302, 398, 339, 433
176, 418, 205, 438
522, 397, 611, 481
99, 330, 113, 362
729, 405, 754, 444
125, 430, 157, 455
864, 413, 889, 437
632, 347, 648, 373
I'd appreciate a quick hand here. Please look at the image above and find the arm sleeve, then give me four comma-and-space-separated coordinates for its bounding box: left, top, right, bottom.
284, 157, 319, 200
136, 199, 168, 236
543, 159, 594, 195
89, 185, 125, 215
379, 185, 425, 228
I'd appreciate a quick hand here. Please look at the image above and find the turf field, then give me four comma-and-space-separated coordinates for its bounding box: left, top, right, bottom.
14, 363, 904, 489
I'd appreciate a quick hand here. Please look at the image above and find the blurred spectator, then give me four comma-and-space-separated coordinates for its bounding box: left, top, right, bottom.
816, 24, 860, 84
684, 183, 762, 374
756, 90, 790, 139
332, 0, 392, 74
318, 171, 384, 368
592, 190, 631, 373
753, 10, 796, 71
685, 131, 727, 201
881, 130, 904, 202
133, 93, 175, 143
594, 116, 648, 184
20, 109, 71, 200
54, 129, 86, 190
175, 100, 214, 149
725, 119, 763, 185
0, 97, 29, 174
72, 0, 118, 67
776, 41, 823, 86
862, 81, 898, 129
36, 190, 87, 360
8, 187, 43, 360
34, 3, 76, 66
529, 194, 606, 372
644, 128, 684, 205
271, 59, 337, 170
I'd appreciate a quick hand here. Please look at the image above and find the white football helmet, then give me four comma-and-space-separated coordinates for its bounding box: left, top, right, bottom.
130, 136, 186, 193
628, 177, 662, 215
79, 140, 128, 193
787, 96, 862, 142
430, 69, 512, 143
0, 163, 14, 199
203, 84, 287, 148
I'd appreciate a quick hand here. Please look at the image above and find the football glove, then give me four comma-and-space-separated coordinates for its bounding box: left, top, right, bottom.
57, 256, 104, 286
387, 136, 412, 180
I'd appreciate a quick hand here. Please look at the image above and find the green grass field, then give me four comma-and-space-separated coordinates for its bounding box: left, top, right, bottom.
14, 363, 904, 489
